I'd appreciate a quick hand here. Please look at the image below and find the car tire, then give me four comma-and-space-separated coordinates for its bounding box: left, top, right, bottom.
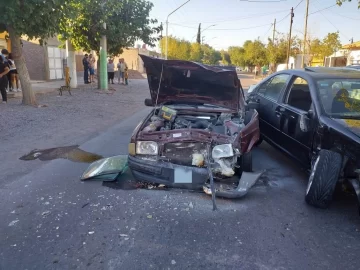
305, 149, 342, 209
241, 151, 253, 172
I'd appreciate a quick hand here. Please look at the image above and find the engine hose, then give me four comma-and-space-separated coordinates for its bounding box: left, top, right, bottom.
191, 120, 211, 129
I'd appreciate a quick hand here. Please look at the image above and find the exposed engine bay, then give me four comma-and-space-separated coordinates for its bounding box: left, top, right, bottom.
137, 105, 252, 179
142, 105, 245, 137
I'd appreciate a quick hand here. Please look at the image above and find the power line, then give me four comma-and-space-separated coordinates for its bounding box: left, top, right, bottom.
309, 4, 337, 15
276, 12, 290, 24
169, 22, 272, 31
261, 24, 274, 41
169, 9, 290, 25
326, 10, 360, 20
294, 0, 304, 10
318, 11, 350, 40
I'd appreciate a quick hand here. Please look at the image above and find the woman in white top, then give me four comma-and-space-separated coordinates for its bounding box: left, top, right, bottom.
8, 53, 20, 92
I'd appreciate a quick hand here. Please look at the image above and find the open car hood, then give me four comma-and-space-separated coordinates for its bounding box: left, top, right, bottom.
140, 55, 244, 111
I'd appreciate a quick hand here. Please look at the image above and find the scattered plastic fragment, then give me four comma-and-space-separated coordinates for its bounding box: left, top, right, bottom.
8, 220, 19, 227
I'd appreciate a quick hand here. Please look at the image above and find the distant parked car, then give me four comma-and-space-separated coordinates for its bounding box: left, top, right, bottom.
246, 67, 360, 211
345, 65, 360, 70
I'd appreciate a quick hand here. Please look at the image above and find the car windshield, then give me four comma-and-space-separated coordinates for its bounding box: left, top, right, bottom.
317, 79, 360, 119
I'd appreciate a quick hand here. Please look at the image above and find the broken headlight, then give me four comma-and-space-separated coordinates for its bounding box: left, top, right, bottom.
136, 141, 158, 155
212, 144, 234, 159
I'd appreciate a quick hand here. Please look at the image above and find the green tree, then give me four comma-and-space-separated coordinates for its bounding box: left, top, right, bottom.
189, 42, 203, 62
266, 34, 300, 68
61, 0, 161, 88
337, 0, 360, 8
0, 0, 69, 105
243, 40, 267, 66
196, 23, 201, 44
61, 0, 160, 56
228, 46, 246, 67
309, 32, 342, 62
220, 50, 231, 65
160, 36, 191, 60
201, 45, 221, 65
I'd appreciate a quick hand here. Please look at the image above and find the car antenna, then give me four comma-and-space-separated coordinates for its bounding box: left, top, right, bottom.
153, 63, 164, 116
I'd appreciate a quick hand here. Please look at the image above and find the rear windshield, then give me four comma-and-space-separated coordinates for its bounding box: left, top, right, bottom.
316, 79, 360, 119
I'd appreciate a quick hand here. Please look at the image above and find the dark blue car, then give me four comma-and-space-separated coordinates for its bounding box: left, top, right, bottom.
246, 67, 360, 213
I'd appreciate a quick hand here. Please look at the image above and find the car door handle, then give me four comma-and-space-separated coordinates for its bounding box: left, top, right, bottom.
289, 115, 295, 119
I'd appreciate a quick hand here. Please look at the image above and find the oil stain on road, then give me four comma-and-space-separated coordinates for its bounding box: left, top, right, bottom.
19, 145, 103, 163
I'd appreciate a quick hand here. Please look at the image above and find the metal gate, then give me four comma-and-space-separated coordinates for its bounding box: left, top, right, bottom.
48, 47, 64, 79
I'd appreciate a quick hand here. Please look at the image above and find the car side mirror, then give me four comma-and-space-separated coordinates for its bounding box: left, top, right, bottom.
246, 101, 259, 111
307, 109, 314, 119
144, 98, 153, 107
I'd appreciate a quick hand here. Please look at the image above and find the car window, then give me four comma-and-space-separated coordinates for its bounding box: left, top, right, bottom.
316, 79, 360, 118
285, 76, 312, 111
259, 74, 290, 101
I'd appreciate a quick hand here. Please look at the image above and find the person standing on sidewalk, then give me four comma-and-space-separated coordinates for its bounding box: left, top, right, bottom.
8, 53, 20, 92
82, 54, 90, 84
0, 56, 10, 104
124, 66, 129, 85
117, 59, 125, 84
88, 54, 96, 83
107, 58, 115, 84
117, 58, 128, 85
1, 49, 11, 92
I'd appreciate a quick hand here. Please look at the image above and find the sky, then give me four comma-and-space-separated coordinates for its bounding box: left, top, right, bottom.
145, 0, 360, 51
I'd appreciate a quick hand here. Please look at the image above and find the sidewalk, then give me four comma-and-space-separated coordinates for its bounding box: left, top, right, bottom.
9, 70, 147, 99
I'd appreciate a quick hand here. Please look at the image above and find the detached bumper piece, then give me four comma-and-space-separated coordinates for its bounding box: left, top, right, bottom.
203, 171, 264, 199
128, 155, 208, 189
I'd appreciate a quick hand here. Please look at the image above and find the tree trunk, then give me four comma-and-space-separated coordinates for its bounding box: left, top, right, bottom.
8, 26, 37, 106
97, 57, 101, 89
68, 41, 77, 88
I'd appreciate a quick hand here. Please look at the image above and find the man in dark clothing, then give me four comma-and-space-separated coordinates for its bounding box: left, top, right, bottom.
0, 56, 10, 103
83, 54, 90, 84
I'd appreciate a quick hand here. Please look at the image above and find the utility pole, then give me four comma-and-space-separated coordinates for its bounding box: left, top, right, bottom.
286, 7, 294, 70
272, 18, 276, 43
301, 0, 309, 68
100, 22, 108, 90
166, 0, 191, 60
160, 22, 163, 59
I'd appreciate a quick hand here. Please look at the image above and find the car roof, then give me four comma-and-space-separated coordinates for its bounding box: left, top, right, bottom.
275, 67, 360, 80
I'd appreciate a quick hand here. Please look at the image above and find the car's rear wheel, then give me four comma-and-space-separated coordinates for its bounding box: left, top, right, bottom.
240, 151, 252, 172
305, 149, 342, 209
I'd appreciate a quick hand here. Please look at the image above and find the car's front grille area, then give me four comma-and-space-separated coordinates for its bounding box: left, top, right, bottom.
161, 142, 208, 166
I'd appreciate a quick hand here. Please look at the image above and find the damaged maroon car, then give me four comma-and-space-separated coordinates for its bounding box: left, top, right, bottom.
127, 55, 262, 198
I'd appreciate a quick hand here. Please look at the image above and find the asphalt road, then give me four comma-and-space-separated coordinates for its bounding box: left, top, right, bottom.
1, 105, 360, 270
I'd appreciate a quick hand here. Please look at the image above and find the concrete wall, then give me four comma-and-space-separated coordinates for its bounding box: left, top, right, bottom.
348, 50, 360, 65
118, 48, 160, 73
22, 40, 47, 81
119, 48, 141, 71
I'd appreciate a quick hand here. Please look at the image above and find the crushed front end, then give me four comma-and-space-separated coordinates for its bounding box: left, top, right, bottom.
128, 105, 261, 195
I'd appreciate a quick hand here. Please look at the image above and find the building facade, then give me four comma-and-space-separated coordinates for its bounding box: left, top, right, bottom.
343, 41, 360, 65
